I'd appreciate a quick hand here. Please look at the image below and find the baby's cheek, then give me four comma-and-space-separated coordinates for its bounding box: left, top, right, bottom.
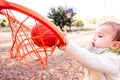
103, 40, 112, 47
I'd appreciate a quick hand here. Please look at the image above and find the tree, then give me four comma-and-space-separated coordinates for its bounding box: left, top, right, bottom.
47, 6, 76, 31
0, 19, 6, 27
73, 20, 84, 30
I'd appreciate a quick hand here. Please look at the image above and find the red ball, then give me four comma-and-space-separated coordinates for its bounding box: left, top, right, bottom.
31, 23, 59, 47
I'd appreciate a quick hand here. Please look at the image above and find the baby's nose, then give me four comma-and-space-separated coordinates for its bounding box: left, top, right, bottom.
92, 37, 96, 42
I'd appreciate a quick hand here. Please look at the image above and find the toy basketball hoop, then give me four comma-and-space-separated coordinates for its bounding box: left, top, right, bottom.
0, 0, 66, 69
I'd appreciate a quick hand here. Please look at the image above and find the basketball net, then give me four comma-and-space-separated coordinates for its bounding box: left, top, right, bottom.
0, 10, 57, 69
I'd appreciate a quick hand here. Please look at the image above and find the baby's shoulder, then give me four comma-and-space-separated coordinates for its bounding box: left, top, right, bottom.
102, 51, 120, 61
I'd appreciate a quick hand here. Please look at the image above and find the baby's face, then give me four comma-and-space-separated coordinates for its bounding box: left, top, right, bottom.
91, 25, 115, 48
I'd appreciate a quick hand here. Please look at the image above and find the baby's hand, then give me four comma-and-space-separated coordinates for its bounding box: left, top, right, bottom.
62, 28, 68, 37
58, 28, 69, 49
61, 28, 69, 45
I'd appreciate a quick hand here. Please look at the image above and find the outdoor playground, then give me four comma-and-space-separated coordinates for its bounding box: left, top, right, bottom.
0, 0, 99, 80
0, 30, 94, 80
1, 0, 120, 80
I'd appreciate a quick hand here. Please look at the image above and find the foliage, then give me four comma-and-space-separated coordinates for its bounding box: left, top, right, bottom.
0, 19, 6, 27
73, 20, 84, 27
47, 6, 76, 30
0, 18, 9, 27
72, 20, 84, 30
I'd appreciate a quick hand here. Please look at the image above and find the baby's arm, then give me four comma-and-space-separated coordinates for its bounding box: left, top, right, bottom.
62, 41, 120, 74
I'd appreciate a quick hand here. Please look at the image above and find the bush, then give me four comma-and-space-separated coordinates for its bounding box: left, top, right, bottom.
74, 20, 84, 27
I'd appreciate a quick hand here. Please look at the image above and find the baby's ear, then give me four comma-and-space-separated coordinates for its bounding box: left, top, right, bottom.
110, 41, 120, 50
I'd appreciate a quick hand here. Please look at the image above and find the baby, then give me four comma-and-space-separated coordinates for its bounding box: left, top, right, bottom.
60, 21, 120, 80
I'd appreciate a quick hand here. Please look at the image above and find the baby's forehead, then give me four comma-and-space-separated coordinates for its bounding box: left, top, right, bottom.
96, 25, 116, 34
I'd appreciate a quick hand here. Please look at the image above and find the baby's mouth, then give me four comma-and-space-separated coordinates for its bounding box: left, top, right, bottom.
91, 42, 95, 47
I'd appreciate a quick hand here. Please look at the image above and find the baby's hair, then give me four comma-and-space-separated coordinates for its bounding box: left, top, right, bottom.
99, 21, 120, 41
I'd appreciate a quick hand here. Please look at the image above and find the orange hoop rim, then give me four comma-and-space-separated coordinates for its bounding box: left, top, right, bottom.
0, 0, 66, 69
0, 0, 66, 47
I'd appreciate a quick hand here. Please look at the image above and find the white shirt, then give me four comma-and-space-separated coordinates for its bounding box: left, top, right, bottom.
61, 41, 120, 80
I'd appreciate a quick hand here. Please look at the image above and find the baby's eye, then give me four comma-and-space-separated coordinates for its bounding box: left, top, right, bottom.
98, 35, 103, 38
95, 34, 103, 38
